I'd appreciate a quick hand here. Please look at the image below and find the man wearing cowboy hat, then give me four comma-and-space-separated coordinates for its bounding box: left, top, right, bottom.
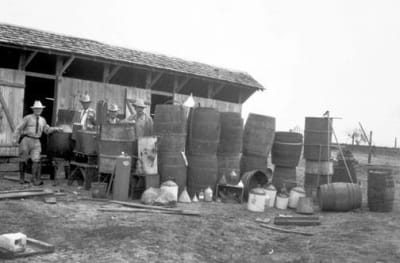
73, 93, 96, 130
126, 98, 153, 137
13, 100, 62, 185
107, 103, 121, 124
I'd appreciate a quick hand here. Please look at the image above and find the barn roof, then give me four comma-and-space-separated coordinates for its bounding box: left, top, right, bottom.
0, 23, 264, 91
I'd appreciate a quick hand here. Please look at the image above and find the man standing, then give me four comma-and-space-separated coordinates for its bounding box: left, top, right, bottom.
74, 93, 96, 130
126, 99, 153, 137
107, 104, 121, 124
13, 101, 61, 185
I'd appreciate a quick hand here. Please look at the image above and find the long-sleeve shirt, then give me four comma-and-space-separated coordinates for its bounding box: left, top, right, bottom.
126, 113, 153, 137
14, 114, 52, 139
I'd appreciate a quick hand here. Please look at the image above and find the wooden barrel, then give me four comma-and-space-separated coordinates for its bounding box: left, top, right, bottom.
98, 123, 136, 173
187, 155, 218, 197
218, 112, 243, 155
304, 117, 332, 161
272, 166, 297, 192
332, 163, 357, 184
271, 132, 303, 167
319, 183, 362, 211
47, 131, 73, 159
74, 130, 98, 155
157, 134, 186, 152
187, 107, 220, 155
240, 154, 268, 174
243, 114, 275, 157
217, 154, 241, 184
158, 151, 187, 195
241, 170, 270, 201
367, 168, 395, 212
154, 105, 187, 135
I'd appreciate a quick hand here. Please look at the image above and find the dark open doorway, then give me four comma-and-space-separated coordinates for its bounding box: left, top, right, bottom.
23, 76, 55, 152
150, 94, 173, 117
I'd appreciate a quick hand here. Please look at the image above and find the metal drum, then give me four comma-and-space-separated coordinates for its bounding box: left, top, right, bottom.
74, 130, 98, 155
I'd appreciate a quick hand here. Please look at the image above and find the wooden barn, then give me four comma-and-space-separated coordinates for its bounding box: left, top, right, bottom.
0, 23, 263, 156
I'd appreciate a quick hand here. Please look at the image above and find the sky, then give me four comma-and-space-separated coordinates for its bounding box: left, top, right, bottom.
1, 0, 400, 147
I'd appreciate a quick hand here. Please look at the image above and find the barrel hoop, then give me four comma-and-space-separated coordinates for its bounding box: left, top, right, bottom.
273, 141, 303, 146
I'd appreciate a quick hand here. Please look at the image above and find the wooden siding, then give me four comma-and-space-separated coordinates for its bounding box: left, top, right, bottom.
173, 94, 241, 113
0, 68, 25, 156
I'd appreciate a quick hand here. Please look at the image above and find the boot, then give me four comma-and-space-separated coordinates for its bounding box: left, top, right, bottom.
19, 162, 26, 184
32, 162, 43, 186
64, 165, 70, 179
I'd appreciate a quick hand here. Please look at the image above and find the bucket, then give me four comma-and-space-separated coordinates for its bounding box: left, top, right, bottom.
218, 112, 243, 155
187, 107, 220, 155
264, 184, 277, 208
91, 182, 107, 198
158, 151, 187, 195
288, 186, 306, 209
272, 166, 297, 192
319, 182, 362, 212
303, 117, 332, 161
247, 188, 267, 212
240, 154, 268, 174
243, 114, 275, 157
271, 132, 303, 167
0, 233, 27, 252
160, 180, 179, 202
367, 167, 395, 212
275, 195, 289, 210
241, 170, 270, 201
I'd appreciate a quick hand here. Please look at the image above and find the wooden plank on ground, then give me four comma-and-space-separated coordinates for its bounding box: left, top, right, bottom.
109, 200, 181, 212
0, 190, 53, 200
259, 223, 315, 236
98, 207, 200, 216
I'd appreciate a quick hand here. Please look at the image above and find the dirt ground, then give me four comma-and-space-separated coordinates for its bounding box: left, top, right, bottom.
0, 150, 399, 263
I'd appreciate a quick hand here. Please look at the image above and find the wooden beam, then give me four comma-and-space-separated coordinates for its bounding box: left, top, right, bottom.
25, 72, 56, 80
0, 80, 25, 88
60, 56, 75, 75
22, 51, 38, 70
151, 90, 173, 96
211, 84, 225, 98
238, 92, 244, 104
53, 57, 63, 125
0, 91, 15, 132
18, 52, 26, 70
146, 71, 163, 89
173, 76, 190, 93
107, 65, 121, 82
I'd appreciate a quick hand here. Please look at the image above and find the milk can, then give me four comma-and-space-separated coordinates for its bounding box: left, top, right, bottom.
247, 188, 267, 212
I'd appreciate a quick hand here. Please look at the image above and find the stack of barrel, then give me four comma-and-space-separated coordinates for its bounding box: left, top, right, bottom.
332, 149, 358, 183
154, 105, 188, 195
187, 107, 220, 198
241, 114, 275, 175
303, 117, 333, 198
217, 112, 243, 185
271, 132, 303, 192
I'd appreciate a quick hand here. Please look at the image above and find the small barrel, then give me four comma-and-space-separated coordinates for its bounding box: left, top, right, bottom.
303, 117, 332, 161
187, 155, 218, 197
319, 182, 362, 212
218, 112, 243, 155
243, 114, 275, 157
217, 154, 241, 184
47, 131, 73, 159
240, 154, 268, 175
158, 151, 187, 195
241, 170, 270, 201
74, 130, 98, 155
187, 108, 220, 155
272, 166, 297, 192
154, 105, 187, 135
271, 132, 303, 167
367, 168, 395, 212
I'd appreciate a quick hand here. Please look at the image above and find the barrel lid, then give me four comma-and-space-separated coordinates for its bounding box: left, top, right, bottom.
161, 180, 177, 187
250, 188, 266, 195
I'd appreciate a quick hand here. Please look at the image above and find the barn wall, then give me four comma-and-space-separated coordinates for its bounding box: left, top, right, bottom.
56, 77, 151, 121
0, 68, 25, 156
173, 93, 241, 113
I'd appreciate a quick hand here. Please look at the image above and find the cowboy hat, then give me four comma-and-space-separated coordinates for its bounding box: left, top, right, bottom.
108, 104, 119, 112
132, 99, 146, 108
79, 94, 91, 103
31, 100, 46, 109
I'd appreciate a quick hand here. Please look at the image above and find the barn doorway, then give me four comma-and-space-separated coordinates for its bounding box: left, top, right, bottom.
23, 76, 55, 152
150, 94, 173, 117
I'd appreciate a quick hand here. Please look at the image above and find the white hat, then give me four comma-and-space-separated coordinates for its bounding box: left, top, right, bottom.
108, 104, 119, 112
79, 94, 91, 103
31, 100, 45, 109
132, 99, 146, 108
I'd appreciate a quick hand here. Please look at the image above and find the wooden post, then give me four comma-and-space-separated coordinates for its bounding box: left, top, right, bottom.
368, 131, 373, 164
52, 57, 63, 125
395, 137, 397, 148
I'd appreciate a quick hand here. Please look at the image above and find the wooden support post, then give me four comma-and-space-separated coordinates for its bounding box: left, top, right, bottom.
207, 83, 213, 98
18, 52, 26, 70
211, 84, 225, 98
103, 64, 110, 83
173, 76, 190, 94
60, 56, 75, 74
368, 131, 373, 164
52, 57, 63, 125
145, 71, 163, 90
106, 65, 121, 83
21, 51, 38, 70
